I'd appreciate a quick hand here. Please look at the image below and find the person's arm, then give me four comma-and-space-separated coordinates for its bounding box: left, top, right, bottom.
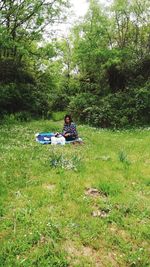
62, 124, 66, 134
62, 124, 68, 136
70, 123, 78, 138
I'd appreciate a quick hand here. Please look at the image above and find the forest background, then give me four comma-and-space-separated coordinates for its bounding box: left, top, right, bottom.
0, 0, 150, 128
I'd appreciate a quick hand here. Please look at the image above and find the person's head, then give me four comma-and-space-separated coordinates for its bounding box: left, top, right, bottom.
64, 114, 72, 124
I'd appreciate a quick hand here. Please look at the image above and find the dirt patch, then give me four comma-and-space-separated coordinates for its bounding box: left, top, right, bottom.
144, 159, 150, 164
85, 188, 107, 198
42, 184, 56, 191
109, 224, 131, 242
38, 235, 49, 245
64, 240, 102, 266
64, 240, 121, 267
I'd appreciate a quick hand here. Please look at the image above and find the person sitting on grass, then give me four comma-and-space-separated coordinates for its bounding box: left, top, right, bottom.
62, 114, 78, 142
36, 114, 80, 145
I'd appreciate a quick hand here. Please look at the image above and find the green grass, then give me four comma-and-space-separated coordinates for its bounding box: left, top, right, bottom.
0, 119, 150, 267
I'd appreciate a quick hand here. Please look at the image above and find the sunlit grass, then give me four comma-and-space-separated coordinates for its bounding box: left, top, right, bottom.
0, 119, 149, 266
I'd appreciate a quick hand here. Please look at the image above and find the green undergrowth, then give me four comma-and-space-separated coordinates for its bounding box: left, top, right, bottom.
0, 120, 149, 266
51, 111, 67, 122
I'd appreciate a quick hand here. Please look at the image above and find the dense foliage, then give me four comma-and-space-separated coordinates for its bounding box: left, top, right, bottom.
0, 0, 150, 127
69, 83, 150, 128
0, 0, 69, 118
67, 0, 150, 127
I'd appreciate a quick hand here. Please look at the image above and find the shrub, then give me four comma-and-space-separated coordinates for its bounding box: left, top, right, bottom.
68, 93, 98, 122
68, 82, 150, 128
49, 93, 70, 111
0, 83, 51, 118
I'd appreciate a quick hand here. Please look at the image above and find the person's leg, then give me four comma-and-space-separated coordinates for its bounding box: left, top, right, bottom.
65, 136, 76, 142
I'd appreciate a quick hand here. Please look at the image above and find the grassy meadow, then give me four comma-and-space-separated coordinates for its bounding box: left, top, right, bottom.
0, 118, 150, 267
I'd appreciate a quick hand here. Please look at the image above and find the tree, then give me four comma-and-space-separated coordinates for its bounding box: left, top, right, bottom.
71, 0, 110, 94
0, 0, 69, 117
0, 0, 69, 59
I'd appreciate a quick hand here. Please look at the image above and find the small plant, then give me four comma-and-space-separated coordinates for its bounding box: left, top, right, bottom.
97, 181, 122, 196
50, 152, 81, 171
118, 150, 131, 165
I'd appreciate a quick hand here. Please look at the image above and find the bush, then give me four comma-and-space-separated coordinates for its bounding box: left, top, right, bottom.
49, 93, 70, 111
0, 83, 51, 118
68, 82, 150, 128
0, 58, 35, 84
0, 112, 32, 124
68, 93, 98, 122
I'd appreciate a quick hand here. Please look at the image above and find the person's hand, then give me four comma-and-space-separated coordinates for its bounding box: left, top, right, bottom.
64, 133, 70, 137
